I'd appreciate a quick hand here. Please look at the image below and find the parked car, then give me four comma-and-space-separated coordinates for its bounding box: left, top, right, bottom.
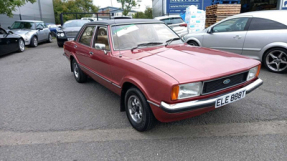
7, 20, 52, 47
56, 20, 90, 47
0, 26, 25, 56
63, 19, 263, 131
154, 15, 188, 37
81, 17, 103, 21
183, 10, 287, 73
45, 23, 58, 37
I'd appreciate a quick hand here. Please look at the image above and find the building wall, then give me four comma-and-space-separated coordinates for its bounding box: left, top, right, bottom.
0, 0, 55, 29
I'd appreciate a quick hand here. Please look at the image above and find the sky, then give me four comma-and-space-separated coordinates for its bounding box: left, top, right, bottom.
93, 0, 152, 12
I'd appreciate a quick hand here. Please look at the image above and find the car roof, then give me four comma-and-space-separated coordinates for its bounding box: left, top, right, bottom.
154, 15, 181, 20
15, 20, 43, 23
85, 19, 164, 25
228, 10, 287, 25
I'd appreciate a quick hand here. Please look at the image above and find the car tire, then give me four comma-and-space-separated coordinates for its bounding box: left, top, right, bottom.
18, 39, 25, 52
47, 33, 52, 43
72, 59, 87, 83
30, 36, 38, 47
187, 40, 199, 46
263, 48, 287, 73
57, 41, 63, 47
125, 87, 156, 131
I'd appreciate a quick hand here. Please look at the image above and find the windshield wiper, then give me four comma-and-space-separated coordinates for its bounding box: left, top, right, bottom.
165, 37, 181, 46
131, 42, 163, 51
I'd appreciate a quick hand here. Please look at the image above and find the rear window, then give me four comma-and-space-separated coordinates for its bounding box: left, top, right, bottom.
161, 18, 184, 25
248, 18, 287, 30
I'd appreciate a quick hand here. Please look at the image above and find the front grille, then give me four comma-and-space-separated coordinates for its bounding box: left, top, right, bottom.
202, 71, 249, 95
65, 31, 78, 38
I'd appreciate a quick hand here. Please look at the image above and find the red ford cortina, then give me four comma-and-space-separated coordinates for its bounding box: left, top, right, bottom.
63, 19, 263, 131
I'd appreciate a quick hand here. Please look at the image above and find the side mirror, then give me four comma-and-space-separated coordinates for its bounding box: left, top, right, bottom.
95, 43, 107, 54
8, 31, 14, 34
37, 27, 43, 30
207, 27, 213, 34
8, 26, 11, 29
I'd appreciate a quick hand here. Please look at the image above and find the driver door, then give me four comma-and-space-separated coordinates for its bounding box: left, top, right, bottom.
203, 17, 250, 54
35, 22, 46, 42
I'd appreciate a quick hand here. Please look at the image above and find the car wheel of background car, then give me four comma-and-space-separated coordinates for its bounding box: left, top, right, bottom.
125, 87, 156, 131
263, 48, 287, 73
30, 36, 38, 47
47, 34, 52, 43
99, 29, 107, 36
72, 59, 87, 83
18, 39, 25, 52
187, 40, 199, 46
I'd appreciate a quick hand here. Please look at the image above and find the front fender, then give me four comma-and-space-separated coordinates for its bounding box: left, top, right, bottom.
259, 42, 287, 61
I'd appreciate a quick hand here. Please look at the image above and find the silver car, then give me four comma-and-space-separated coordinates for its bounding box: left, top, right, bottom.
154, 15, 188, 37
8, 20, 52, 47
183, 10, 287, 73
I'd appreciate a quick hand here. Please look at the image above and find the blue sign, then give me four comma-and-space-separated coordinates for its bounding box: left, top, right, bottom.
166, 0, 202, 14
282, 0, 287, 10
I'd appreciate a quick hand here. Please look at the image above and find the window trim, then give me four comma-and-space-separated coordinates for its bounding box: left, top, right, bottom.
78, 25, 97, 47
93, 25, 111, 51
211, 17, 251, 33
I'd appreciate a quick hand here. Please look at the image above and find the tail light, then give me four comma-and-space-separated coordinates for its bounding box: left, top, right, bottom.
179, 23, 187, 27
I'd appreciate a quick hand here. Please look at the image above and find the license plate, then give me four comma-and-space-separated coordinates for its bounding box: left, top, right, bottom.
67, 38, 74, 41
215, 90, 246, 108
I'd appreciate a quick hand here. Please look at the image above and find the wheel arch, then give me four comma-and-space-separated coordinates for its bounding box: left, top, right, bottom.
260, 42, 287, 61
186, 38, 201, 46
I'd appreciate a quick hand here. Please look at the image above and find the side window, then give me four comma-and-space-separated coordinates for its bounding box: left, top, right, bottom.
93, 26, 110, 51
212, 17, 249, 33
79, 26, 96, 46
248, 18, 287, 30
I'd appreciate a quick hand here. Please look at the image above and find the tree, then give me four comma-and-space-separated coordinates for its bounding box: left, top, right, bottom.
132, 7, 152, 19
53, 0, 99, 24
117, 0, 137, 16
0, 0, 36, 17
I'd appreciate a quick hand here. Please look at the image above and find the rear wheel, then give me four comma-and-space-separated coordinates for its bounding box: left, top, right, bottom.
30, 36, 38, 47
187, 40, 199, 46
18, 39, 25, 52
72, 59, 87, 83
125, 87, 156, 131
47, 33, 52, 43
263, 48, 287, 73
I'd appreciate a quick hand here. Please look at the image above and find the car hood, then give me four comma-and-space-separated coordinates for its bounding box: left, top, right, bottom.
7, 29, 37, 37
125, 45, 260, 83
62, 27, 81, 32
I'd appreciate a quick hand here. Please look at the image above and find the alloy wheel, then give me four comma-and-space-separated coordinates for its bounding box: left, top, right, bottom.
128, 95, 143, 123
266, 50, 287, 72
19, 39, 25, 51
49, 34, 52, 42
34, 37, 38, 46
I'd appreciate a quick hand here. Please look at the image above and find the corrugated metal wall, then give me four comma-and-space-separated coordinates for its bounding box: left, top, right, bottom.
0, 0, 55, 29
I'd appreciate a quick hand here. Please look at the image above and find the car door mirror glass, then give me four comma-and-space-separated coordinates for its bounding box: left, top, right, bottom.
95, 43, 106, 50
8, 26, 11, 29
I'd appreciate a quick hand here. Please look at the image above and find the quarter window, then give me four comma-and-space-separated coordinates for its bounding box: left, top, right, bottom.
248, 18, 287, 30
79, 26, 96, 46
212, 17, 249, 33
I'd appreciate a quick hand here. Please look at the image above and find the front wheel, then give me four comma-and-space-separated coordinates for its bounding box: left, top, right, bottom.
187, 40, 199, 46
125, 87, 156, 131
18, 39, 25, 52
57, 41, 63, 47
263, 48, 287, 73
30, 36, 38, 47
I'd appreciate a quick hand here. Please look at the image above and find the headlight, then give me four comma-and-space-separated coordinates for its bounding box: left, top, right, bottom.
60, 33, 64, 37
247, 65, 261, 81
25, 32, 33, 37
171, 82, 202, 100
57, 32, 65, 37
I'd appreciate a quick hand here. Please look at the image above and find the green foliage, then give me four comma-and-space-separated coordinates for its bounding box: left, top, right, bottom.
117, 0, 137, 16
0, 0, 36, 17
53, 0, 99, 24
133, 8, 152, 19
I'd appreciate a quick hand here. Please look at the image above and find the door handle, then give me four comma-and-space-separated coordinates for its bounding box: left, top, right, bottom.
74, 45, 77, 48
233, 35, 242, 39
89, 51, 94, 55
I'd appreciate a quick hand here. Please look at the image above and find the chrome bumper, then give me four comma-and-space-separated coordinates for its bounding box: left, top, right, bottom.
160, 78, 263, 113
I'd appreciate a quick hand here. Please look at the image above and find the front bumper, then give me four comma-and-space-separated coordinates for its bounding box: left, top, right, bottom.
160, 78, 263, 113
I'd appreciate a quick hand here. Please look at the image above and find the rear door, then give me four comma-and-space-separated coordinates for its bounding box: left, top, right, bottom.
202, 17, 250, 54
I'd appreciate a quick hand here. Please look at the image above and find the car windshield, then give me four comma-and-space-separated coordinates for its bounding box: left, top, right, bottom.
11, 22, 35, 29
112, 23, 181, 50
63, 20, 89, 28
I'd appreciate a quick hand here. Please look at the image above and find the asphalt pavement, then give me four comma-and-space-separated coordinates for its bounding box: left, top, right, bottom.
0, 41, 286, 161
